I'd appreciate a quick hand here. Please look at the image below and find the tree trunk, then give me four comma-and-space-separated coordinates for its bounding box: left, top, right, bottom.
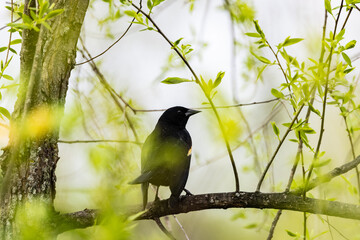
0, 0, 89, 238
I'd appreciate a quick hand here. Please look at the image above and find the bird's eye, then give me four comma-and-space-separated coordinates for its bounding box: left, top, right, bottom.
177, 110, 182, 113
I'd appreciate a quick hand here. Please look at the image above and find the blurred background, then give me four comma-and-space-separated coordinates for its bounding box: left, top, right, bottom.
1, 0, 360, 239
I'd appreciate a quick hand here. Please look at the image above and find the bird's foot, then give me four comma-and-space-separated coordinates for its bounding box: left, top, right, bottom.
154, 196, 160, 202
184, 189, 193, 196
168, 196, 179, 208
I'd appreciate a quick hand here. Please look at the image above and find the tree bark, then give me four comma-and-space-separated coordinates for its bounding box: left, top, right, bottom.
0, 0, 89, 238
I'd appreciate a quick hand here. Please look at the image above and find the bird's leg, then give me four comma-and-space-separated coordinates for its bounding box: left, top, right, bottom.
154, 186, 160, 202
184, 188, 193, 196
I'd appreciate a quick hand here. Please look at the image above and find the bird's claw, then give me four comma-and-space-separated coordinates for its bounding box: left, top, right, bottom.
184, 189, 193, 196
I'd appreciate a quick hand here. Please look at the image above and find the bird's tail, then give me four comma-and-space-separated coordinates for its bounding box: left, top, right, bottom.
141, 182, 149, 210
129, 172, 152, 185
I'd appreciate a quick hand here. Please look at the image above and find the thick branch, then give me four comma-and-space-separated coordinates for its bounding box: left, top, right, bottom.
57, 192, 360, 233
54, 209, 99, 234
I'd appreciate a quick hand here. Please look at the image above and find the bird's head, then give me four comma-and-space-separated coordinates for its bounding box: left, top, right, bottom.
158, 106, 200, 128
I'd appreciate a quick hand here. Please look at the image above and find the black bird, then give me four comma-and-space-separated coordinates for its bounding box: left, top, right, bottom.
130, 106, 200, 209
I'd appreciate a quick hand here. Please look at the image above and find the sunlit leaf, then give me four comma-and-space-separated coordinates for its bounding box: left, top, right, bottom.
345, 40, 356, 50
341, 52, 352, 67
283, 38, 304, 47
324, 0, 332, 15
2, 74, 14, 81
213, 71, 225, 88
286, 229, 298, 237
45, 9, 64, 19
271, 121, 280, 137
161, 77, 193, 84
271, 88, 284, 99
10, 39, 22, 45
245, 32, 261, 38
251, 51, 272, 64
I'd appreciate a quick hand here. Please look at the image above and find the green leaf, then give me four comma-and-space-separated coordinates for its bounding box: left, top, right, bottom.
271, 88, 284, 99
0, 107, 10, 120
9, 48, 17, 54
244, 223, 257, 229
124, 10, 136, 18
253, 20, 265, 38
308, 102, 321, 116
213, 71, 225, 88
161, 77, 193, 84
286, 229, 298, 237
41, 21, 52, 31
342, 52, 352, 67
345, 40, 356, 50
344, 67, 354, 74
125, 10, 143, 23
152, 0, 165, 7
0, 47, 7, 52
2, 74, 14, 81
256, 64, 268, 81
10, 39, 22, 45
283, 38, 304, 47
324, 0, 332, 15
45, 9, 64, 19
314, 159, 331, 168
336, 29, 345, 42
245, 32, 261, 38
271, 121, 280, 137
147, 0, 153, 9
173, 38, 183, 47
251, 51, 272, 64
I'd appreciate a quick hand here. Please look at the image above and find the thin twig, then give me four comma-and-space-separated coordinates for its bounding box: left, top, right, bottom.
75, 4, 141, 66
173, 215, 190, 240
58, 139, 141, 144
318, 215, 350, 240
256, 104, 305, 192
354, 4, 360, 12
342, 113, 360, 201
341, 7, 353, 30
266, 210, 282, 240
0, 17, 21, 31
118, 96, 285, 113
154, 218, 177, 240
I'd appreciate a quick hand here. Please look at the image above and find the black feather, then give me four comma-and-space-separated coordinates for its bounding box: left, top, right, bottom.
130, 106, 200, 209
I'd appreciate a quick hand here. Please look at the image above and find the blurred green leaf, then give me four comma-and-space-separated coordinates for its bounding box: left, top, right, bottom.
10, 39, 22, 45
324, 0, 332, 15
0, 107, 10, 119
245, 32, 261, 38
2, 74, 14, 81
251, 51, 272, 64
283, 37, 304, 47
45, 9, 64, 19
271, 88, 284, 99
213, 71, 225, 88
344, 40, 356, 50
341, 52, 352, 67
161, 77, 193, 84
271, 121, 280, 138
286, 229, 299, 237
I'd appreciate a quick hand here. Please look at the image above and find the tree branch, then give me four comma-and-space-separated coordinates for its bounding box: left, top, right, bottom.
57, 191, 360, 233
54, 209, 99, 234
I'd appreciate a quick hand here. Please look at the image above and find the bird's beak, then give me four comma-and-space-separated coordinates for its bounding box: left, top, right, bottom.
185, 109, 201, 117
